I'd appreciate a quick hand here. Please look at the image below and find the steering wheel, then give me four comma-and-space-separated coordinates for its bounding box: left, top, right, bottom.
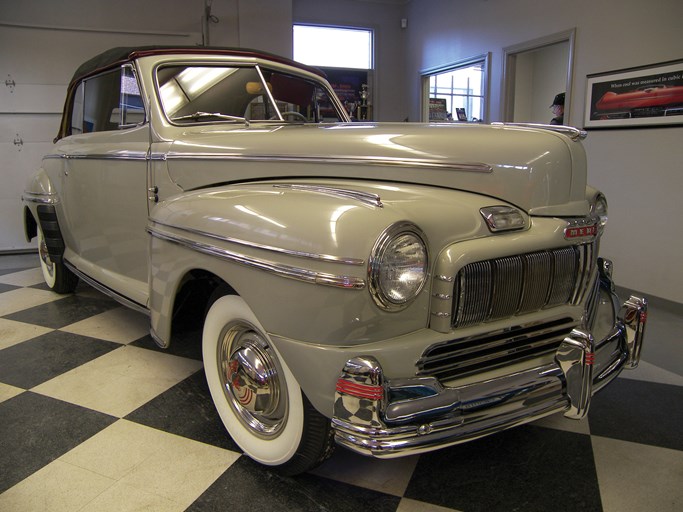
270, 111, 308, 122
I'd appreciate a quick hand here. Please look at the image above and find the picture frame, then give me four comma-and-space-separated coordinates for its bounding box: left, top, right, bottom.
584, 59, 683, 129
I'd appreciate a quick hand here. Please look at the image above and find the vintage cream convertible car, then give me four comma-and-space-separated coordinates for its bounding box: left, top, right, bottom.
22, 47, 647, 475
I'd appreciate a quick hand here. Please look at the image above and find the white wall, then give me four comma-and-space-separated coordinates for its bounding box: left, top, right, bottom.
403, 0, 683, 304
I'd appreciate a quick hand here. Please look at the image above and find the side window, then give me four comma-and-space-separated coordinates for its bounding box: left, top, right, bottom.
120, 65, 145, 127
70, 82, 85, 135
69, 66, 145, 136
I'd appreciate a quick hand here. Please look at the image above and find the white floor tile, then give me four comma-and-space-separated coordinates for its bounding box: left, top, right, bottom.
61, 419, 239, 509
79, 482, 185, 512
0, 267, 46, 287
0, 382, 24, 403
0, 287, 63, 317
0, 459, 114, 512
592, 435, 683, 512
60, 307, 150, 344
0, 318, 53, 350
619, 360, 683, 387
32, 345, 202, 417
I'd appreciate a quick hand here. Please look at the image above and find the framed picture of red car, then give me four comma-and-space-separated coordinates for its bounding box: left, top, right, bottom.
584, 59, 683, 129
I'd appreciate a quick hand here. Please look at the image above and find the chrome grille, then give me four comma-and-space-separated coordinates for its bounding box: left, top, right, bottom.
452, 245, 594, 328
417, 318, 578, 381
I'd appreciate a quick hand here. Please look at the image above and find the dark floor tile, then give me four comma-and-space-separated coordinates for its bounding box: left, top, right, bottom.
131, 329, 203, 361
3, 292, 119, 329
404, 425, 602, 512
0, 331, 119, 389
187, 456, 401, 512
0, 283, 19, 294
0, 255, 40, 271
0, 266, 33, 276
125, 370, 239, 452
28, 282, 52, 291
0, 392, 116, 493
590, 377, 683, 451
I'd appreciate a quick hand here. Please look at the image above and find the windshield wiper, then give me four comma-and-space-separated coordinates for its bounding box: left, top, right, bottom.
171, 111, 250, 126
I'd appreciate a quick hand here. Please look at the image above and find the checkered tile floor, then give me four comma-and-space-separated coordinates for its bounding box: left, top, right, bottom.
1, 255, 682, 511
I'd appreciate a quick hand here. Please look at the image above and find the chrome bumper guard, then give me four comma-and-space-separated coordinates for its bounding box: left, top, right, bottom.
332, 292, 648, 458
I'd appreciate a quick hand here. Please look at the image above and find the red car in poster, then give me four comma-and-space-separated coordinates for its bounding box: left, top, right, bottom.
596, 84, 683, 112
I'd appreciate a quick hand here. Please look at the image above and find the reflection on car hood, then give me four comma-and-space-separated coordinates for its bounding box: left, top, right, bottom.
164, 122, 588, 216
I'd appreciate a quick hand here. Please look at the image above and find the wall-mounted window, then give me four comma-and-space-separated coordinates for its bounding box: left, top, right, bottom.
422, 53, 490, 123
293, 24, 374, 120
293, 25, 372, 69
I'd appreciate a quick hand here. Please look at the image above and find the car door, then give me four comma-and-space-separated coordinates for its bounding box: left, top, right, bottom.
56, 64, 150, 307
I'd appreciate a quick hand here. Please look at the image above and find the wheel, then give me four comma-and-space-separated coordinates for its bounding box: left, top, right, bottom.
202, 295, 334, 475
37, 224, 78, 293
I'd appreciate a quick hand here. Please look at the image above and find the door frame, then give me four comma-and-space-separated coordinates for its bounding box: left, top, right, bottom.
502, 29, 576, 125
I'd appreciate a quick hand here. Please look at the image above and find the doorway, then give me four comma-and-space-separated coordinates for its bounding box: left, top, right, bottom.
502, 30, 575, 125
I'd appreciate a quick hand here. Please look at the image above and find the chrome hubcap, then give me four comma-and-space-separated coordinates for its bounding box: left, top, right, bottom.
218, 323, 287, 437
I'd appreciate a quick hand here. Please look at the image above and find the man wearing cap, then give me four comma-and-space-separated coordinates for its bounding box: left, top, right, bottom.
550, 92, 565, 125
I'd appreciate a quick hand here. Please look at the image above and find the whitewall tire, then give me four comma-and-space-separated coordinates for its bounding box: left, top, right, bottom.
37, 223, 78, 293
202, 295, 334, 474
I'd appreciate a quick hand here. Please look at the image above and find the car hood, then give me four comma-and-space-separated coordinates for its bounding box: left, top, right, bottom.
163, 122, 589, 216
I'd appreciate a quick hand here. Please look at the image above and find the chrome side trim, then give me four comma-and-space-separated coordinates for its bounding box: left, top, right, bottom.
491, 122, 588, 141
22, 192, 59, 205
151, 220, 365, 266
148, 226, 366, 290
273, 184, 383, 208
43, 152, 148, 161
64, 260, 149, 315
160, 152, 493, 173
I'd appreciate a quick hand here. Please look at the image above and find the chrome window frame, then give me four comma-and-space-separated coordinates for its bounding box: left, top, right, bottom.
118, 63, 147, 129
153, 60, 348, 126
66, 64, 148, 137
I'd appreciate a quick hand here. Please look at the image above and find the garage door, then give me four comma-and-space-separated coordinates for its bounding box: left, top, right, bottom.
0, 23, 197, 251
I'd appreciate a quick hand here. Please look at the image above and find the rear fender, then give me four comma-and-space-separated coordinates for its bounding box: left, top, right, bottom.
22, 168, 59, 243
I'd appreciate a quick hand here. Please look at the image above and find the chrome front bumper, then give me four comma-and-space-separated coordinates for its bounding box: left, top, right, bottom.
332, 290, 647, 458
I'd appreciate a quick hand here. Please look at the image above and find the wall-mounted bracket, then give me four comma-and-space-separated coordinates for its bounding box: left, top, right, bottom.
5, 75, 16, 92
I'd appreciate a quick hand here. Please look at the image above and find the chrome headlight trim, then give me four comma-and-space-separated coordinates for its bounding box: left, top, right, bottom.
480, 205, 526, 232
369, 222, 429, 311
591, 192, 608, 231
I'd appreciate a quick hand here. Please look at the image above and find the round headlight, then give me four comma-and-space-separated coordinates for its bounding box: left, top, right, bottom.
370, 223, 428, 310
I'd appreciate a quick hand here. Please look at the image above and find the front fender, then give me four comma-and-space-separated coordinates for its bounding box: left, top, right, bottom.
148, 179, 501, 346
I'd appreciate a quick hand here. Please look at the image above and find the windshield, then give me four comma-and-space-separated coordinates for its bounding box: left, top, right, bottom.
156, 64, 346, 124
